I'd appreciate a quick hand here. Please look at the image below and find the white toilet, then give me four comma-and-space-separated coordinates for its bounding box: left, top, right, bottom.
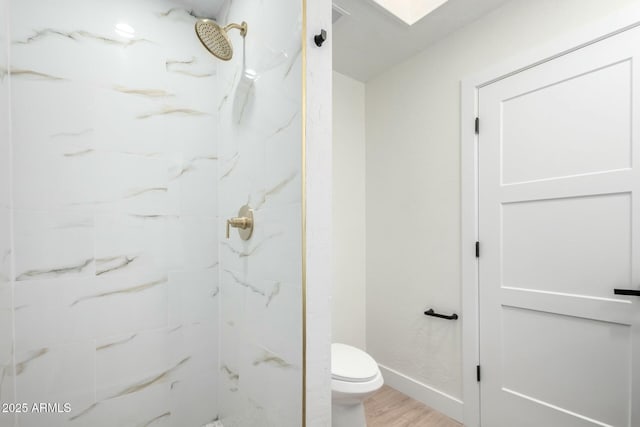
331, 343, 384, 427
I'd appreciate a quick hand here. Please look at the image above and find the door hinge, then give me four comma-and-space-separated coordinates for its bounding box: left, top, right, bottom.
475, 241, 480, 258
475, 117, 479, 134
477, 365, 481, 382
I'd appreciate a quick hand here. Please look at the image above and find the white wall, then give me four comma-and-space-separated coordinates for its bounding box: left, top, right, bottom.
365, 0, 639, 418
332, 71, 366, 350
305, 0, 333, 425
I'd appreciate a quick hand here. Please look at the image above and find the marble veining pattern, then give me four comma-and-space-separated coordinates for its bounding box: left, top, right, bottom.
95, 255, 138, 276
113, 86, 176, 98
158, 7, 204, 20
136, 106, 208, 120
2, 0, 304, 425
141, 411, 172, 427
95, 334, 137, 351
14, 348, 48, 375
166, 57, 216, 78
70, 277, 167, 306
15, 258, 94, 281
217, 0, 303, 425
107, 356, 191, 400
50, 128, 93, 139
252, 350, 294, 369
14, 28, 152, 47
10, 68, 67, 81
4, 0, 222, 425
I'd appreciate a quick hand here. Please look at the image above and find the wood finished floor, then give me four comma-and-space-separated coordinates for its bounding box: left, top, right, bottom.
364, 385, 462, 427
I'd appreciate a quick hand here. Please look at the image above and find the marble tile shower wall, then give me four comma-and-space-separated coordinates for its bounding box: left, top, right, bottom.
0, 0, 14, 425
216, 1, 303, 426
2, 1, 221, 426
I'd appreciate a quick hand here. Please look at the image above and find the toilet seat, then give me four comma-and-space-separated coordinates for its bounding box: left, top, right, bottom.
331, 343, 384, 426
331, 343, 379, 383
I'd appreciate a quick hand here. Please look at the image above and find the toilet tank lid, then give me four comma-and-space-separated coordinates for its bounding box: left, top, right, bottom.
331, 343, 379, 382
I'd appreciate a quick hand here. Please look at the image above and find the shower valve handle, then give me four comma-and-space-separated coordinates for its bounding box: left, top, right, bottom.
226, 217, 251, 238
226, 205, 254, 240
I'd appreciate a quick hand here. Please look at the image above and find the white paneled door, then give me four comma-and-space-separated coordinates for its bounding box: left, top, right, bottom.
478, 26, 640, 427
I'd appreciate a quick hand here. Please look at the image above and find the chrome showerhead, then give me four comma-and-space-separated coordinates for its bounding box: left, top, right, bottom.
195, 19, 248, 61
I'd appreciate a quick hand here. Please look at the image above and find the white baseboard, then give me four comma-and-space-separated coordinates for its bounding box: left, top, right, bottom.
378, 364, 464, 423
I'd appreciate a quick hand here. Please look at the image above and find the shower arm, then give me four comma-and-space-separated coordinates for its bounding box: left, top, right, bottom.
224, 22, 248, 37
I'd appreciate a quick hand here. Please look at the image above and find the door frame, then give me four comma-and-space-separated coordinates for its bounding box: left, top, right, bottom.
460, 5, 640, 426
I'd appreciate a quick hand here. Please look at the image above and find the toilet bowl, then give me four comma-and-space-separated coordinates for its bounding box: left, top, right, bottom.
331, 343, 384, 427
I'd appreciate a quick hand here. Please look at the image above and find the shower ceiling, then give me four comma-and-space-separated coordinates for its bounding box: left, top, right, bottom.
333, 0, 512, 81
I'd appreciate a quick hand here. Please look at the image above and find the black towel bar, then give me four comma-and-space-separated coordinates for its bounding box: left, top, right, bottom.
424, 309, 458, 320
614, 288, 640, 296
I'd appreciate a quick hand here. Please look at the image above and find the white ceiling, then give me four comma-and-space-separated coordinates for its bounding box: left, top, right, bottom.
332, 0, 512, 81
370, 0, 450, 25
